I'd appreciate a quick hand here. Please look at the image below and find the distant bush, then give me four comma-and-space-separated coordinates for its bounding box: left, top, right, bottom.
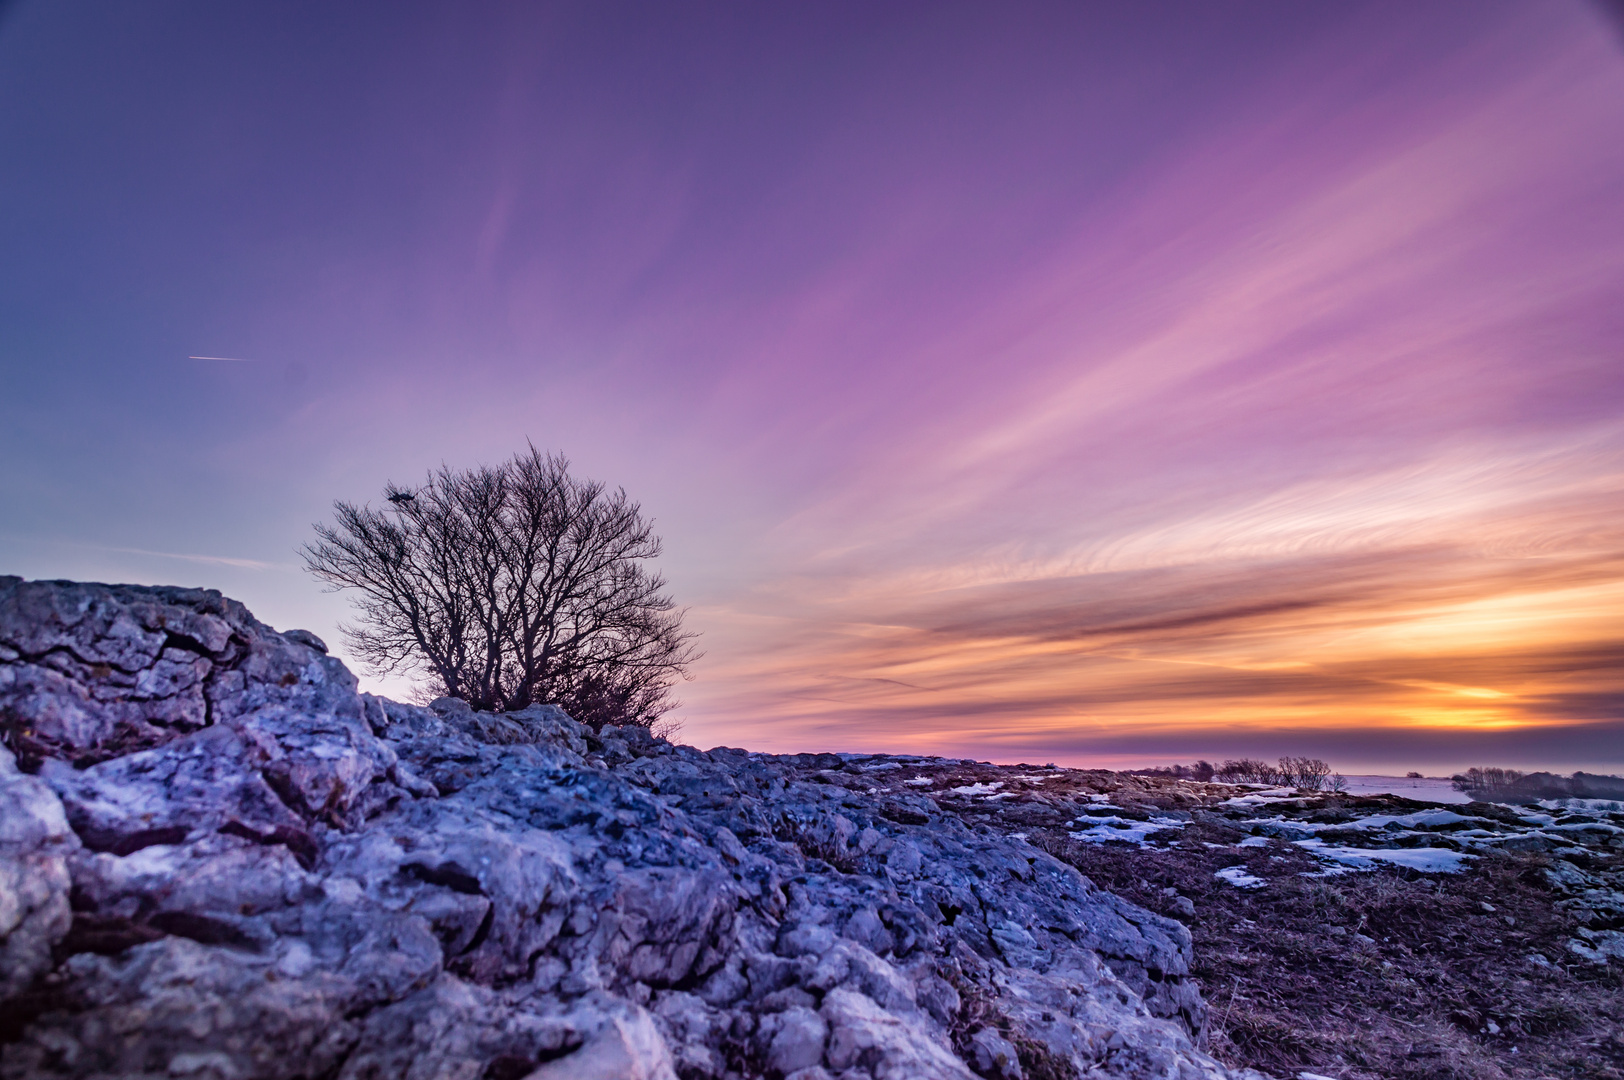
1132, 755, 1338, 789
1210, 756, 1334, 790
1449, 767, 1525, 797
1216, 758, 1276, 784
1128, 760, 1216, 782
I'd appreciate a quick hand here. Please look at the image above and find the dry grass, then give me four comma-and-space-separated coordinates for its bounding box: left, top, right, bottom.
1032, 824, 1624, 1080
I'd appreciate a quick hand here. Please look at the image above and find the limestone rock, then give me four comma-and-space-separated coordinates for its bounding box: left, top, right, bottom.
970, 1027, 1023, 1079
0, 744, 77, 1000
0, 578, 1259, 1080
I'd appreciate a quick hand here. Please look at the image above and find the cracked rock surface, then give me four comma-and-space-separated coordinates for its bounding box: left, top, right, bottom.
0, 577, 1266, 1080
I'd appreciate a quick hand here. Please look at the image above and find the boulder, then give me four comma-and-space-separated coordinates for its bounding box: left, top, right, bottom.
0, 744, 77, 1000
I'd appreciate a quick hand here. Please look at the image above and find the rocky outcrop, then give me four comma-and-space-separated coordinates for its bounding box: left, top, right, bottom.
0, 577, 1264, 1080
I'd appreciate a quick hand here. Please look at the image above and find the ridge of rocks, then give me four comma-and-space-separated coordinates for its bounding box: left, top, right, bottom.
0, 576, 1267, 1080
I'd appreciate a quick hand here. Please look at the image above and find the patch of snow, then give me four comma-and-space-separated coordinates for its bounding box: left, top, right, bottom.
1237, 836, 1270, 848
1221, 790, 1300, 807
1544, 821, 1624, 837
1215, 866, 1266, 889
1223, 808, 1491, 846
1355, 809, 1473, 829
1539, 798, 1624, 812
1087, 794, 1114, 803
1068, 816, 1188, 846
1293, 838, 1474, 873
949, 782, 1005, 797
903, 778, 934, 787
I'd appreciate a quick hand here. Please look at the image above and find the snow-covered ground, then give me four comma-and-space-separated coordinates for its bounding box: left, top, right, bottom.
1337, 774, 1471, 803
1293, 837, 1475, 874
1068, 813, 1189, 845
1214, 865, 1266, 888
1538, 796, 1624, 812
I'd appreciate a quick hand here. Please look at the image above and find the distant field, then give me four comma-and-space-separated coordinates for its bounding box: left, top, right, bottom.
1337, 775, 1471, 804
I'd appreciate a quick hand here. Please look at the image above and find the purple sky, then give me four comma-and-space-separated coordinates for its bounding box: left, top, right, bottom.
3, 1, 1621, 773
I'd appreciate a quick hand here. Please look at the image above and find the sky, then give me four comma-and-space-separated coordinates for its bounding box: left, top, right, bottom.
2, 1, 1621, 774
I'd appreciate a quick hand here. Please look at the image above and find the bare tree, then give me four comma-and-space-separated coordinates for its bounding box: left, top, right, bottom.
302, 447, 699, 728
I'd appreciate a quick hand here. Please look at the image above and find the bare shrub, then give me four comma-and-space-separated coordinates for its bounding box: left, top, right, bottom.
1129, 760, 1216, 781
1280, 756, 1333, 791
1217, 758, 1276, 784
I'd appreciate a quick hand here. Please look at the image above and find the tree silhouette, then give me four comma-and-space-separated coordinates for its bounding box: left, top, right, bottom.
303, 446, 698, 728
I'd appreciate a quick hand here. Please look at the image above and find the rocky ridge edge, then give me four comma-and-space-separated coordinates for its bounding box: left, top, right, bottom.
0, 576, 1266, 1080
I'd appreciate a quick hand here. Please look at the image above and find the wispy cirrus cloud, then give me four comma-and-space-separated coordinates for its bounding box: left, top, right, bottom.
677, 10, 1624, 771
3, 1, 1619, 775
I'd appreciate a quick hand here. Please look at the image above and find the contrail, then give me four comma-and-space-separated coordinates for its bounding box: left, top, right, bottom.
188, 355, 259, 362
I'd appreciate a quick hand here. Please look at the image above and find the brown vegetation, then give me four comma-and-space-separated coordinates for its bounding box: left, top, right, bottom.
1044, 835, 1623, 1079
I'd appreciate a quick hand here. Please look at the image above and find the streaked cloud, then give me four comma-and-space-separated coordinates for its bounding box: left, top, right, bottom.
1, 2, 1619, 773
677, 9, 1624, 770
